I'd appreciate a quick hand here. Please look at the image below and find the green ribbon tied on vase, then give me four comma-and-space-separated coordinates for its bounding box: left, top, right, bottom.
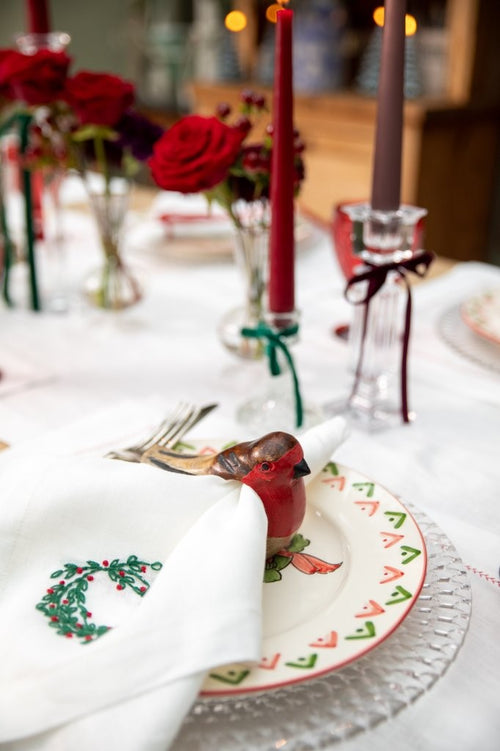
241, 321, 304, 428
0, 111, 40, 311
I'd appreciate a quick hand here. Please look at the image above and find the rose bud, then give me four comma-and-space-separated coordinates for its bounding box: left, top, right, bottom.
234, 115, 252, 134
294, 138, 305, 154
252, 92, 266, 110
215, 102, 231, 120
240, 89, 255, 105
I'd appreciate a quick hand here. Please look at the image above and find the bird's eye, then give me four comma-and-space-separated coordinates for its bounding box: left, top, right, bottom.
261, 462, 271, 472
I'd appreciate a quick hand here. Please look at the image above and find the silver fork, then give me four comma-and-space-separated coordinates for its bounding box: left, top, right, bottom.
105, 402, 217, 463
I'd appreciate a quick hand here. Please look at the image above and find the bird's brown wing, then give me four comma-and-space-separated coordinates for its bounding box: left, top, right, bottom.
140, 446, 216, 475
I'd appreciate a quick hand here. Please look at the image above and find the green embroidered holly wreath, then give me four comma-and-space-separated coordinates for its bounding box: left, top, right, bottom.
36, 554, 162, 643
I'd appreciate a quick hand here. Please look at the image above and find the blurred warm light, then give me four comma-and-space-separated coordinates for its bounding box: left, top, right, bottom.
225, 10, 247, 32
373, 7, 418, 36
405, 15, 417, 36
266, 4, 281, 23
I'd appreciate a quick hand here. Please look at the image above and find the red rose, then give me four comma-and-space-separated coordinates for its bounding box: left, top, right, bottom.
148, 115, 246, 194
0, 49, 70, 105
65, 71, 135, 127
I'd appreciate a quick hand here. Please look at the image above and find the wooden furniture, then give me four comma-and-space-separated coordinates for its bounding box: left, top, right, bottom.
188, 0, 500, 263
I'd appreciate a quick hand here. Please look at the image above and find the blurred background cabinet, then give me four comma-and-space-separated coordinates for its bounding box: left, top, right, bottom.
0, 0, 498, 263
187, 0, 500, 264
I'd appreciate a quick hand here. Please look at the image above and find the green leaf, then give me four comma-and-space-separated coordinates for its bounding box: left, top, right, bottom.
264, 568, 282, 583
266, 554, 292, 573
50, 570, 64, 579
150, 561, 163, 571
286, 534, 310, 553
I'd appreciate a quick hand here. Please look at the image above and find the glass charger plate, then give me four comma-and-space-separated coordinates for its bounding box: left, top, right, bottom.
438, 304, 500, 373
172, 501, 471, 750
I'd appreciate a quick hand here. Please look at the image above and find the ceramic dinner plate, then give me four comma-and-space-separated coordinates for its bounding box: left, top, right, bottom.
201, 461, 427, 696
461, 288, 500, 345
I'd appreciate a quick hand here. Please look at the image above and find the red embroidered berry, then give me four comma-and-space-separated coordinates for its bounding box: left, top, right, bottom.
86, 612, 92, 618
65, 632, 73, 638
117, 584, 124, 590
49, 603, 56, 609
76, 623, 83, 629
102, 560, 109, 567
141, 566, 147, 573
77, 567, 83, 574
119, 570, 125, 577
62, 599, 69, 605
59, 580, 65, 585
85, 635, 92, 641
140, 586, 147, 592
47, 588, 54, 594
50, 616, 59, 622
87, 575, 94, 581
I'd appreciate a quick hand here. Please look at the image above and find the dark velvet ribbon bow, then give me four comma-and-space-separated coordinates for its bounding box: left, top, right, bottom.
345, 250, 435, 423
241, 321, 304, 428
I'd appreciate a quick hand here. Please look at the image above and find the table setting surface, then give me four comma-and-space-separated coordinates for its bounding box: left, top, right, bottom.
0, 182, 499, 751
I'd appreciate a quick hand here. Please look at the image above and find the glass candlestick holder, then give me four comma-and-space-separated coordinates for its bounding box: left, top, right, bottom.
324, 202, 433, 431
236, 310, 323, 434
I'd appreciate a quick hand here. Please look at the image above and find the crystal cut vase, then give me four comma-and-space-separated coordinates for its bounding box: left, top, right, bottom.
217, 199, 269, 360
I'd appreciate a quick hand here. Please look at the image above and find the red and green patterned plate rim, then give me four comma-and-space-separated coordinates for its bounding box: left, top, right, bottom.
201, 460, 427, 697
461, 287, 500, 346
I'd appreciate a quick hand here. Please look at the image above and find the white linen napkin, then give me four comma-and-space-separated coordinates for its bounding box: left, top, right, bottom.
0, 409, 347, 751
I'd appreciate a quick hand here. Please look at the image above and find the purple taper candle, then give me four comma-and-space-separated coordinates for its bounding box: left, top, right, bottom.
370, 0, 406, 212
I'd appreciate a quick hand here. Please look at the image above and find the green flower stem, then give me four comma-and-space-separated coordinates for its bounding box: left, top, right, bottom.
18, 113, 40, 311
93, 134, 110, 197
0, 189, 14, 306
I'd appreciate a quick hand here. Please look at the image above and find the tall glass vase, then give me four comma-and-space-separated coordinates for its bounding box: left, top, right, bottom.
83, 173, 142, 311
217, 199, 269, 359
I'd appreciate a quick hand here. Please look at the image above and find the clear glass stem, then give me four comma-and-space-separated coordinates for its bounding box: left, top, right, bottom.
347, 270, 405, 425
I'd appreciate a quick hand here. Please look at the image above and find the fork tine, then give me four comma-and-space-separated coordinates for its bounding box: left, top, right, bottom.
138, 402, 191, 452
105, 402, 217, 462
159, 403, 218, 448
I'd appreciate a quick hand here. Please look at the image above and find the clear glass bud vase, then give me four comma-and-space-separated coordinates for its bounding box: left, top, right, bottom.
217, 199, 269, 360
83, 173, 142, 311
325, 203, 429, 431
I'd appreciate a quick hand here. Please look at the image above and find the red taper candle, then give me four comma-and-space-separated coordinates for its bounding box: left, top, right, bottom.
268, 7, 295, 315
370, 0, 406, 212
27, 0, 51, 34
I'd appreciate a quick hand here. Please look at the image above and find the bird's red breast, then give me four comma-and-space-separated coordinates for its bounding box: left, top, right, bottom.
240, 441, 307, 538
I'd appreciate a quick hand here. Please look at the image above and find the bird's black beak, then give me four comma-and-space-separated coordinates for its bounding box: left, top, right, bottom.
293, 458, 311, 479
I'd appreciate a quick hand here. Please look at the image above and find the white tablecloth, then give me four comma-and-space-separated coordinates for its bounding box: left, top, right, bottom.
0, 188, 499, 750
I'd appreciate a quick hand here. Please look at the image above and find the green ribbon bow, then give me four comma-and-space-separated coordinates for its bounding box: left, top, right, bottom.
241, 321, 304, 428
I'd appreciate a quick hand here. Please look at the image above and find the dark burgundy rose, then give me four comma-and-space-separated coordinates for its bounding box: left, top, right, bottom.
115, 111, 164, 161
65, 71, 135, 127
0, 49, 70, 105
148, 115, 245, 194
